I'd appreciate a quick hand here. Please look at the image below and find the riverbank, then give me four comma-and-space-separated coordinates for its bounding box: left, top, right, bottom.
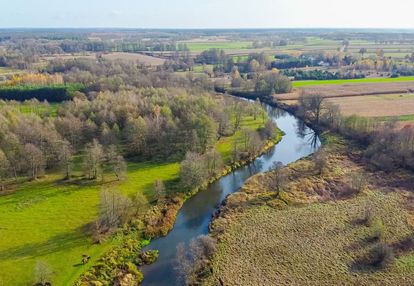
205, 133, 414, 285
75, 113, 283, 285
139, 102, 319, 285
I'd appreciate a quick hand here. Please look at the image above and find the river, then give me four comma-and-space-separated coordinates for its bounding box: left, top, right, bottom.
141, 103, 320, 285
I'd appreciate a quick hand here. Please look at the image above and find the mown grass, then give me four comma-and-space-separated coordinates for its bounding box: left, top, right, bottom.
293, 76, 414, 87
180, 41, 252, 52
206, 192, 414, 285
0, 113, 264, 285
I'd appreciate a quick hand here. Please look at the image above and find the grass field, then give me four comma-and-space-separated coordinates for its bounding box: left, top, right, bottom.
293, 76, 414, 87
179, 41, 252, 52
206, 192, 414, 286
207, 135, 414, 285
0, 112, 266, 285
216, 116, 268, 164
0, 101, 61, 117
0, 161, 180, 286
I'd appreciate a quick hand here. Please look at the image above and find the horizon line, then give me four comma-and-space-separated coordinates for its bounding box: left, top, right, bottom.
0, 27, 414, 31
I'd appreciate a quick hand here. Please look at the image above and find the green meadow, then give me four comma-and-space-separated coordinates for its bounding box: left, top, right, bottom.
180, 41, 252, 52
0, 113, 267, 285
293, 76, 414, 87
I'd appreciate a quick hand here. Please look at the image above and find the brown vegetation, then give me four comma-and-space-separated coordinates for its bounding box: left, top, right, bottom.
206, 135, 414, 286
327, 94, 414, 117
276, 82, 414, 100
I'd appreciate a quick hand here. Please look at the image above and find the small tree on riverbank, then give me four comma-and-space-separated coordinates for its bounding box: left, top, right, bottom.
269, 161, 288, 197
180, 152, 208, 191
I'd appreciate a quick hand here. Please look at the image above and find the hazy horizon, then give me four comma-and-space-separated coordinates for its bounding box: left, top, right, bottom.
1, 0, 414, 29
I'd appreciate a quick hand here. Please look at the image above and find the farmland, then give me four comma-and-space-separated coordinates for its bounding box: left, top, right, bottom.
292, 76, 414, 88
327, 93, 414, 117
41, 52, 166, 66
178, 41, 252, 52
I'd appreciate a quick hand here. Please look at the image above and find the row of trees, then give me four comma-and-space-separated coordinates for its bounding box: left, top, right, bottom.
0, 88, 264, 189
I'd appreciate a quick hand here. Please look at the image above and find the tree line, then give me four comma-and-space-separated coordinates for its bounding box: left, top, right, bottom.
0, 88, 268, 190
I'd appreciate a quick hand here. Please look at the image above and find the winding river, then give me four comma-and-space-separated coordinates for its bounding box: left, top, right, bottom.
141, 103, 320, 286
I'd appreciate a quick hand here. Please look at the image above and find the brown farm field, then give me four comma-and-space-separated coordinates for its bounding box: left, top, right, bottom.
276, 81, 414, 101
102, 52, 166, 65
327, 94, 414, 117
42, 52, 166, 66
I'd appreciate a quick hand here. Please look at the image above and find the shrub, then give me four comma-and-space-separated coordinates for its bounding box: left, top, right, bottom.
368, 243, 395, 268
135, 250, 159, 266
349, 172, 368, 193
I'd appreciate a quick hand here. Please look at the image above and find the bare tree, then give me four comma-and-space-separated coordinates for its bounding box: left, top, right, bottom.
106, 145, 127, 181
97, 188, 133, 234
269, 161, 288, 197
180, 152, 208, 191
298, 93, 325, 128
57, 140, 73, 180
33, 260, 53, 286
176, 235, 217, 285
83, 139, 104, 180
154, 179, 166, 204
24, 143, 45, 180
0, 149, 10, 191
205, 149, 224, 177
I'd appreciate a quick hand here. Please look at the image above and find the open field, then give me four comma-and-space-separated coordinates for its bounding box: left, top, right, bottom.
102, 52, 166, 66
179, 41, 252, 52
276, 81, 414, 101
0, 111, 265, 285
292, 77, 414, 88
42, 52, 166, 66
0, 101, 61, 117
206, 193, 414, 286
327, 93, 414, 117
0, 161, 180, 286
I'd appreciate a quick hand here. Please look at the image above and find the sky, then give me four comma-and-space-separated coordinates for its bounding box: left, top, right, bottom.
1, 0, 414, 29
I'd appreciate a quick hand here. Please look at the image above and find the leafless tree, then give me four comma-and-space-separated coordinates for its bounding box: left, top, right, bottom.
33, 260, 53, 286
